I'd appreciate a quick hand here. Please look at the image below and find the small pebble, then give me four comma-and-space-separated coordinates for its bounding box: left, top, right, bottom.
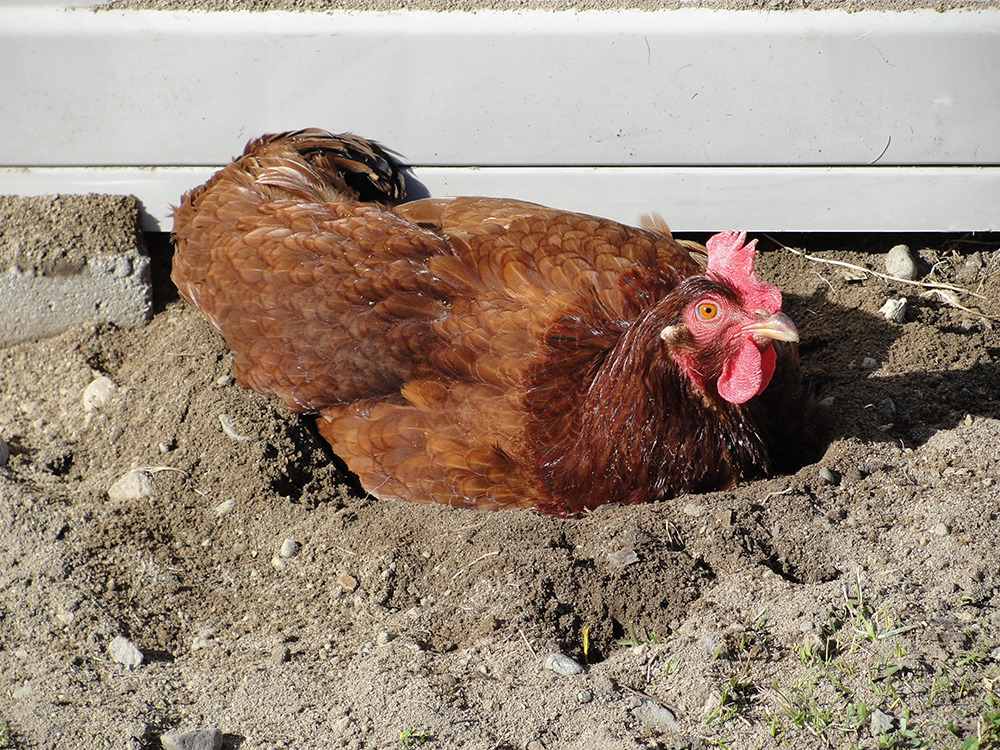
607, 548, 639, 568
279, 538, 301, 558
931, 523, 950, 536
272, 645, 291, 665
108, 635, 143, 668
159, 728, 223, 750
682, 503, 706, 517
870, 708, 894, 734
543, 652, 584, 676
861, 357, 879, 370
577, 689, 593, 703
819, 467, 840, 485
214, 498, 236, 517
270, 555, 287, 571
191, 635, 216, 652
442, 673, 458, 686
219, 413, 253, 442
879, 297, 907, 323
13, 684, 33, 700
337, 572, 358, 591
108, 470, 154, 502
376, 630, 394, 646
819, 396, 836, 408
83, 376, 118, 411
885, 244, 918, 280
643, 701, 681, 732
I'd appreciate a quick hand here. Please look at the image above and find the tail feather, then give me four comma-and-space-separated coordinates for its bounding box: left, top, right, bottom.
273, 129, 407, 205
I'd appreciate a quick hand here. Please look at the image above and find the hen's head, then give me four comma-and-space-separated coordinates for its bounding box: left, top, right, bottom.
661, 232, 798, 405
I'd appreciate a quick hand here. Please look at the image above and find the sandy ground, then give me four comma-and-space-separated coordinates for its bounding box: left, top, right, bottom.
94, 0, 1000, 16
0, 191, 999, 750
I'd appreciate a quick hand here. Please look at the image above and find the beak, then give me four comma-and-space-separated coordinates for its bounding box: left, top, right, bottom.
744, 311, 799, 344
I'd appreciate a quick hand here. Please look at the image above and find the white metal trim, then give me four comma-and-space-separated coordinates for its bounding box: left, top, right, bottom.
4, 165, 995, 232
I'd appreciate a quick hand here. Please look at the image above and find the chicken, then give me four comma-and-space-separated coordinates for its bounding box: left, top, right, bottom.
171, 128, 816, 518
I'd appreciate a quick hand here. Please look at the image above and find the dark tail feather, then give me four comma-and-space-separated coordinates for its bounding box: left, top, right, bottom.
274, 129, 408, 205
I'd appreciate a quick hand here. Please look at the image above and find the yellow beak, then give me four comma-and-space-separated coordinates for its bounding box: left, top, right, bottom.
744, 311, 799, 344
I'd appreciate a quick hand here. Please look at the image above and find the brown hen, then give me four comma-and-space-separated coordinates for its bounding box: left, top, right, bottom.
172, 128, 816, 517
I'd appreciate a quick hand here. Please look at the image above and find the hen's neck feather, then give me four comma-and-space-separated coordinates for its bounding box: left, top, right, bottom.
523, 281, 769, 517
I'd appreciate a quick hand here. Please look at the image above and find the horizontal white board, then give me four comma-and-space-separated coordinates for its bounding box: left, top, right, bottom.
1, 8, 998, 168
4, 165, 996, 233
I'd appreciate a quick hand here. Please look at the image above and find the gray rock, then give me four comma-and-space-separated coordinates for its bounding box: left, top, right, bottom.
819, 467, 840, 485
633, 698, 681, 732
12, 683, 33, 700
870, 708, 894, 734
279, 538, 301, 558
108, 634, 143, 668
159, 728, 223, 750
606, 548, 639, 568
879, 297, 907, 323
83, 376, 118, 411
544, 652, 584, 676
885, 244, 918, 280
108, 470, 154, 502
272, 644, 291, 665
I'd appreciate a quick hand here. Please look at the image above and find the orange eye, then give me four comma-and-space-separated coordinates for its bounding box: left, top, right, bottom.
697, 302, 719, 320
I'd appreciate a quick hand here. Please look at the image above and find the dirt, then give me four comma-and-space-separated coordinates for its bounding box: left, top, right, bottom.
1, 196, 999, 750
93, 0, 1000, 15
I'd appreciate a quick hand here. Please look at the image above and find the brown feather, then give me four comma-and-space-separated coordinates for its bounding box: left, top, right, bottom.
172, 129, 818, 517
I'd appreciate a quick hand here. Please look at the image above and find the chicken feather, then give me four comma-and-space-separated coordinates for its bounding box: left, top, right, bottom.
172, 129, 819, 517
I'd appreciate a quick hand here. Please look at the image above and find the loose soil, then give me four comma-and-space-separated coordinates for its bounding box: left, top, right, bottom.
1, 206, 999, 750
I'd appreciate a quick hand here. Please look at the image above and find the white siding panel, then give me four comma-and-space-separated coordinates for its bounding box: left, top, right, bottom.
1, 8, 998, 168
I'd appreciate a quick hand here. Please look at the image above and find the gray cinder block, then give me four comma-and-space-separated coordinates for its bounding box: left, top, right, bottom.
0, 194, 152, 347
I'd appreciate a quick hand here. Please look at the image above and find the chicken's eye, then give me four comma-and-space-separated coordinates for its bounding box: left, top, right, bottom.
697, 302, 719, 320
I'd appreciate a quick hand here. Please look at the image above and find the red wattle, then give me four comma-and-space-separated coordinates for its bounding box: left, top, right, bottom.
718, 340, 764, 404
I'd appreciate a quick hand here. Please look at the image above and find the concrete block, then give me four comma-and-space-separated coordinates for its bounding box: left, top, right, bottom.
0, 194, 152, 346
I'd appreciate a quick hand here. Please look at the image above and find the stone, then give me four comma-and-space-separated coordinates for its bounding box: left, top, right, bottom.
108, 634, 143, 668
885, 244, 918, 280
159, 728, 223, 750
544, 652, 584, 676
108, 471, 154, 502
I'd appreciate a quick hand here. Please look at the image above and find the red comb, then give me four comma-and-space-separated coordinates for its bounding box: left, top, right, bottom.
705, 231, 781, 313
